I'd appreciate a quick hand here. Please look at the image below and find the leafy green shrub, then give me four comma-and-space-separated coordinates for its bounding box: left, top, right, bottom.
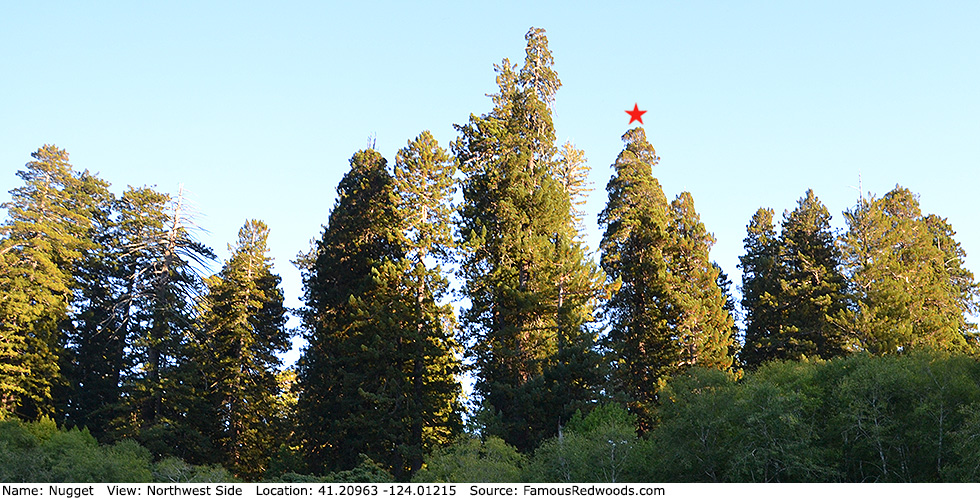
644, 352, 980, 482
727, 360, 838, 482
527, 404, 649, 482
647, 367, 738, 482
270, 455, 393, 483
153, 457, 238, 483
0, 417, 213, 482
413, 437, 524, 483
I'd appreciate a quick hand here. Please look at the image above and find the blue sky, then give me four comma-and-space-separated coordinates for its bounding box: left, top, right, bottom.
2, 2, 978, 362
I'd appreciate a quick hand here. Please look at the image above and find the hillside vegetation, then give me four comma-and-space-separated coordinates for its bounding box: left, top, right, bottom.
1, 26, 976, 482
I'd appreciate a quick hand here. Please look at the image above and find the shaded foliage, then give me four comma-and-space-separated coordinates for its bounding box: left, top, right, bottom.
0, 416, 239, 482
455, 27, 605, 452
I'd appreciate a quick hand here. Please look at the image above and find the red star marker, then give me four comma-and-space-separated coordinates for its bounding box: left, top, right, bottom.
626, 103, 647, 125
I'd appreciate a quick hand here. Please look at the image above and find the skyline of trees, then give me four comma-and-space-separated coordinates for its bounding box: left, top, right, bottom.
1, 27, 979, 482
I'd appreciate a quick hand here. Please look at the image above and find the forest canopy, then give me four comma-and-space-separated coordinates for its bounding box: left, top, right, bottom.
1, 27, 978, 483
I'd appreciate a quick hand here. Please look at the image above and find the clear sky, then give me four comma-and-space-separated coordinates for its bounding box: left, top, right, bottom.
2, 2, 978, 363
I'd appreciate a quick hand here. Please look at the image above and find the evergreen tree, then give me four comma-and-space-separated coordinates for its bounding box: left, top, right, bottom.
297, 139, 462, 479
665, 192, 736, 371
837, 186, 979, 354
0, 146, 108, 419
738, 208, 781, 369
111, 186, 215, 459
714, 262, 741, 355
454, 27, 604, 451
777, 190, 848, 360
554, 141, 591, 234
60, 174, 122, 438
599, 129, 735, 426
598, 128, 673, 424
294, 149, 407, 475
391, 131, 463, 477
198, 219, 290, 479
740, 191, 848, 368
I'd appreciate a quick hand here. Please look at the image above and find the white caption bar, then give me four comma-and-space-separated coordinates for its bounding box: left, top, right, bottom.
3, 483, 980, 498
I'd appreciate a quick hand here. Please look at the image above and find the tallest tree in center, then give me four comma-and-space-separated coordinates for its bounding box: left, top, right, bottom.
455, 28, 605, 451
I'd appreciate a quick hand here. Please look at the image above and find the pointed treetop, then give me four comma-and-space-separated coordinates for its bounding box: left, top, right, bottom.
554, 141, 591, 233
619, 127, 659, 163
394, 131, 456, 261
520, 27, 561, 105
748, 207, 776, 235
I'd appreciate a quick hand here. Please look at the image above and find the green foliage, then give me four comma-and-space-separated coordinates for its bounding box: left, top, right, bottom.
4, 31, 980, 486
837, 186, 980, 354
57, 183, 217, 462
644, 352, 980, 482
152, 457, 238, 483
392, 132, 465, 476
598, 128, 672, 424
0, 417, 153, 482
945, 402, 980, 481
412, 437, 524, 483
323, 456, 396, 483
0, 146, 109, 418
0, 417, 235, 483
776, 190, 848, 359
455, 26, 605, 451
647, 368, 738, 481
740, 190, 848, 368
198, 219, 291, 479
822, 352, 980, 481
527, 404, 648, 483
666, 192, 737, 371
122, 186, 216, 456
726, 361, 837, 482
273, 455, 394, 483
296, 144, 462, 480
599, 129, 735, 427
738, 207, 780, 368
296, 148, 405, 475
264, 443, 308, 479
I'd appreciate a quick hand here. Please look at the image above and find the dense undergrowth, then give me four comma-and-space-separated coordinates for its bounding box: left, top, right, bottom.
417, 351, 980, 483
6, 350, 980, 483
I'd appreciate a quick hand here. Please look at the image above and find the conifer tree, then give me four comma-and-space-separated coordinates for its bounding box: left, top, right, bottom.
665, 192, 736, 371
454, 27, 604, 451
391, 131, 463, 476
738, 208, 781, 368
296, 148, 433, 477
598, 128, 673, 424
198, 219, 290, 479
0, 146, 108, 419
555, 141, 591, 234
111, 186, 215, 459
714, 263, 741, 352
60, 175, 122, 438
776, 190, 848, 360
740, 191, 848, 368
837, 186, 979, 354
600, 130, 735, 426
